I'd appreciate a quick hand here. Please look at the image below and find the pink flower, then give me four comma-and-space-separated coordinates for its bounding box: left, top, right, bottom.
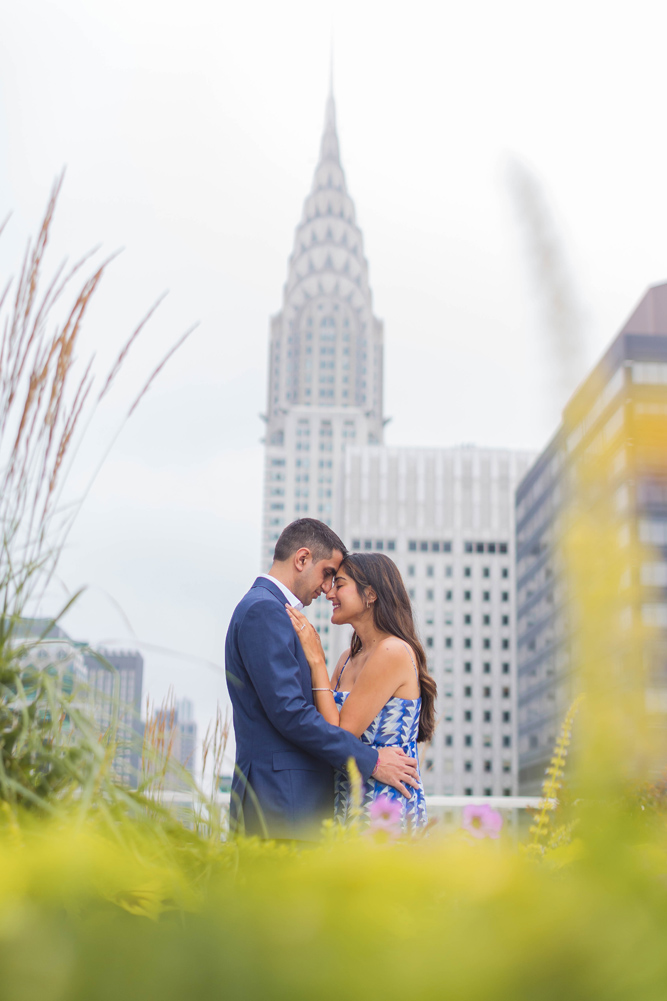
369, 794, 403, 834
462, 803, 504, 840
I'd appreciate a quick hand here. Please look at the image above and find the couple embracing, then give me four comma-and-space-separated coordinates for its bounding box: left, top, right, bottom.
225, 518, 436, 841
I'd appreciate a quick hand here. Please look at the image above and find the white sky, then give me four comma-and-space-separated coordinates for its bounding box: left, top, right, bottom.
2, 0, 667, 768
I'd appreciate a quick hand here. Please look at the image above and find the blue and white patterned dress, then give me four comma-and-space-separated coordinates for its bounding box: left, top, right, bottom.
332, 644, 427, 833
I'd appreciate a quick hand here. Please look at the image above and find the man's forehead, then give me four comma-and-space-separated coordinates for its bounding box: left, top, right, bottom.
321, 550, 344, 571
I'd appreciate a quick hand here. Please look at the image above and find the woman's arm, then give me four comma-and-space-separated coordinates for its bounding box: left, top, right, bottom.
285, 605, 339, 726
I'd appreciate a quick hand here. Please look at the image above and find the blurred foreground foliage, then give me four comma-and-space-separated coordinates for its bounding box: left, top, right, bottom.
2, 795, 667, 1001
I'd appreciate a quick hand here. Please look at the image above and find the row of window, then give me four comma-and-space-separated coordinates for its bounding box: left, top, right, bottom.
427, 636, 512, 650
461, 662, 511, 674
443, 686, 511, 699
453, 710, 512, 723
410, 565, 511, 579
445, 734, 512, 748
414, 590, 511, 602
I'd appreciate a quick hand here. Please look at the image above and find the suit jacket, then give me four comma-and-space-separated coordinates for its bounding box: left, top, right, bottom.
225, 577, 378, 839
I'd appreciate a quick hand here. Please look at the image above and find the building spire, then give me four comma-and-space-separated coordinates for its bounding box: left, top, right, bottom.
319, 62, 340, 165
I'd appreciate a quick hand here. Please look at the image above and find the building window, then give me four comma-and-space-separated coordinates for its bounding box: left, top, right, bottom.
426, 565, 434, 577
426, 589, 434, 601
387, 540, 396, 551
502, 568, 509, 578
464, 661, 472, 673
464, 566, 471, 577
364, 539, 373, 550
502, 615, 510, 626
464, 761, 472, 772
464, 591, 471, 601
503, 759, 511, 770
408, 565, 415, 576
420, 541, 428, 552
483, 591, 490, 601
465, 787, 473, 796
529, 734, 538, 748
426, 636, 434, 648
503, 788, 511, 797
484, 760, 492, 773
484, 787, 493, 796
483, 614, 491, 626
503, 711, 511, 723
408, 540, 417, 551
464, 638, 472, 649
445, 636, 452, 648
445, 734, 453, 747
483, 686, 491, 698
483, 711, 492, 723
502, 639, 510, 649
483, 662, 491, 674
483, 567, 490, 578
445, 590, 453, 601
445, 566, 452, 577
431, 541, 440, 552
502, 662, 510, 674
464, 710, 472, 722
502, 592, 509, 602
464, 686, 472, 697
503, 687, 510, 698
483, 638, 491, 649
464, 614, 472, 625
503, 735, 511, 748
464, 542, 473, 553
464, 734, 473, 747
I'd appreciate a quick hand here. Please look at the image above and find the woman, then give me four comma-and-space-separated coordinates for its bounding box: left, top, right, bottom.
286, 552, 436, 832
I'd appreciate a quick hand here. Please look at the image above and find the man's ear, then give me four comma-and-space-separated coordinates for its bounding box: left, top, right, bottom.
294, 547, 311, 572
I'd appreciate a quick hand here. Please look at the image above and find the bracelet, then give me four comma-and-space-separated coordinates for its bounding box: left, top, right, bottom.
312, 687, 333, 692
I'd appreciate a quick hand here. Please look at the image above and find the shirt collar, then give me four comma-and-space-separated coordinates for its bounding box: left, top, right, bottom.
258, 573, 303, 610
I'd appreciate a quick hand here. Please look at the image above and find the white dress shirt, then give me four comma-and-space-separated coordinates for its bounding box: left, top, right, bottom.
258, 573, 303, 610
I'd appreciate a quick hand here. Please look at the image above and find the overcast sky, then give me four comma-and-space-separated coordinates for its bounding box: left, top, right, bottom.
2, 0, 667, 769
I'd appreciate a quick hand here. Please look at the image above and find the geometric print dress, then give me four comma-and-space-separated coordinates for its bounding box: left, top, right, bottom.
332, 644, 427, 833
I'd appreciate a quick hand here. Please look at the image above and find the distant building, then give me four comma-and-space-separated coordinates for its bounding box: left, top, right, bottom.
148, 696, 198, 791
85, 649, 144, 788
338, 445, 534, 796
516, 283, 667, 793
12, 618, 87, 695
261, 84, 384, 657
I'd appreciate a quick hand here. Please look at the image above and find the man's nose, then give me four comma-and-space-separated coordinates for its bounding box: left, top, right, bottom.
321, 578, 332, 594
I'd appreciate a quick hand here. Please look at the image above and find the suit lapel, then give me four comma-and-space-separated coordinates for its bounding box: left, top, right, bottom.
250, 577, 314, 703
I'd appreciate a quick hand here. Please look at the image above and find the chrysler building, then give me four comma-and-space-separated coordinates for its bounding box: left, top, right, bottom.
262, 86, 385, 649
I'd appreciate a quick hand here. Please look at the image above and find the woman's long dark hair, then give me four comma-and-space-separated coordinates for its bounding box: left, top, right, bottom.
341, 553, 436, 743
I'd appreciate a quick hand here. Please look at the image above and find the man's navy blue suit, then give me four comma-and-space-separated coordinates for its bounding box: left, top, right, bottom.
225, 577, 379, 839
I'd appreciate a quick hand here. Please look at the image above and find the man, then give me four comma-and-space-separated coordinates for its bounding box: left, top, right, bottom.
225, 518, 420, 840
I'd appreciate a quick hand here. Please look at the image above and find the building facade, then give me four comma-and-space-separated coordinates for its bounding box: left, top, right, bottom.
85, 648, 144, 788
261, 87, 384, 653
338, 445, 534, 796
516, 283, 667, 793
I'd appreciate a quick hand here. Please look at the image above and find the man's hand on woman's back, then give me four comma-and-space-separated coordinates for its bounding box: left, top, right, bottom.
372, 747, 420, 799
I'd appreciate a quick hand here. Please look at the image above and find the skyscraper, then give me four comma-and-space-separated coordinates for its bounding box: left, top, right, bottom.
338, 445, 534, 795
516, 283, 667, 793
86, 648, 144, 788
262, 86, 384, 652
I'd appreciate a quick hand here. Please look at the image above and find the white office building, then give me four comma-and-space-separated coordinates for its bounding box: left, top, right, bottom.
337, 445, 534, 796
261, 86, 384, 655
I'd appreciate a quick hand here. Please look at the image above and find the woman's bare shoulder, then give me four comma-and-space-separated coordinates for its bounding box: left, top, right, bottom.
366, 635, 418, 679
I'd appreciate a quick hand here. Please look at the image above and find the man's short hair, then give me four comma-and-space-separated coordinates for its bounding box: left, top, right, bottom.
273, 518, 347, 564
